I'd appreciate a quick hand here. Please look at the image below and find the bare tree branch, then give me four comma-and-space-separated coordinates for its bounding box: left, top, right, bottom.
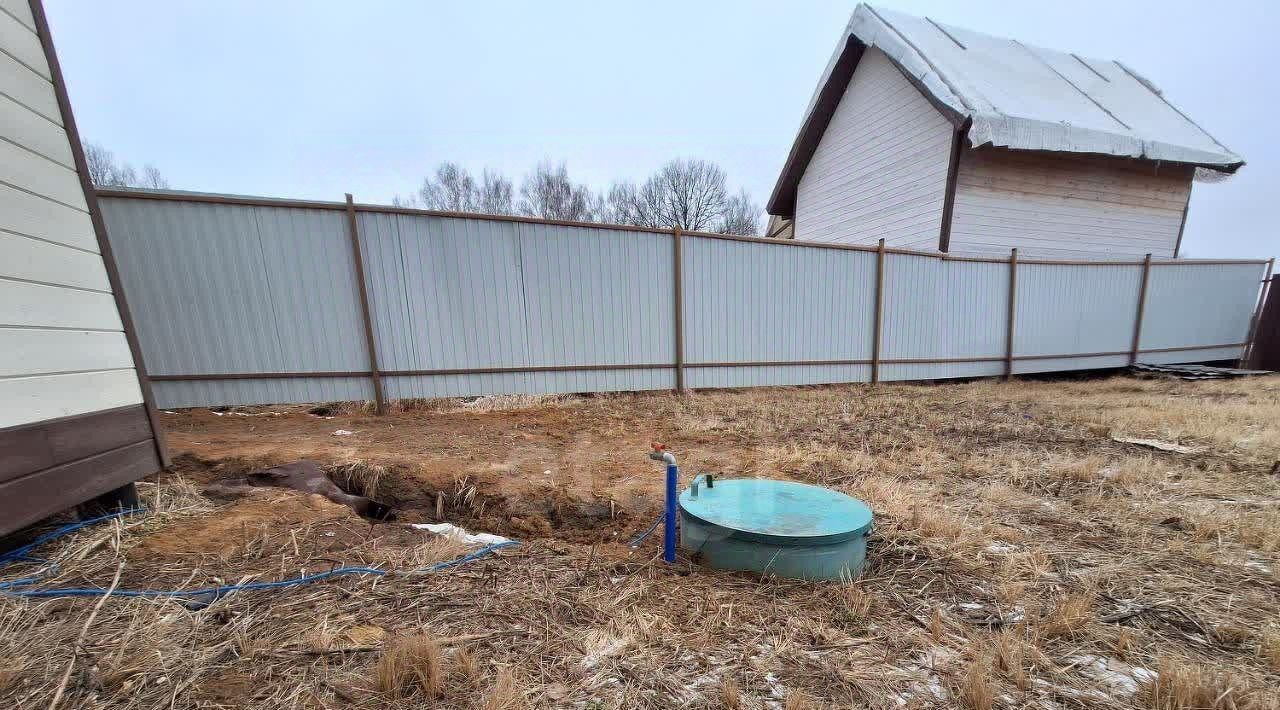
84, 142, 167, 188
518, 161, 594, 222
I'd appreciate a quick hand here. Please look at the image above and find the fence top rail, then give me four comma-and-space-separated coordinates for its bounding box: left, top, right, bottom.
95, 187, 1270, 267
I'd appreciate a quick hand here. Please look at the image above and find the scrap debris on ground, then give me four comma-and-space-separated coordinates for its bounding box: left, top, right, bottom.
2, 375, 1280, 709
1131, 362, 1273, 381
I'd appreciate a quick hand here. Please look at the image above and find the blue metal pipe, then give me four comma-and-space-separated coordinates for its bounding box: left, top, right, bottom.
664, 461, 678, 562
649, 444, 679, 564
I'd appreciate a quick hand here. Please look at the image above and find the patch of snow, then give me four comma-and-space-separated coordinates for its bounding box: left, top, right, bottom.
411, 522, 511, 546
1244, 558, 1273, 574
1069, 654, 1155, 697
764, 672, 786, 699
891, 648, 953, 706
986, 542, 1018, 553
332, 429, 355, 436
578, 635, 631, 671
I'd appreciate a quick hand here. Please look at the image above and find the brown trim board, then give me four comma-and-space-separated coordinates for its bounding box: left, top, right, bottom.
345, 194, 386, 414
30, 0, 168, 470
672, 228, 686, 393
0, 405, 153, 485
871, 238, 886, 383
1172, 188, 1192, 258
0, 441, 159, 538
937, 118, 971, 252
143, 344, 1250, 385
1004, 248, 1018, 379
1129, 253, 1153, 365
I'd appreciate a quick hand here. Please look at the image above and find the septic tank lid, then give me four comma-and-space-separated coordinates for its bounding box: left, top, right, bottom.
678, 478, 872, 546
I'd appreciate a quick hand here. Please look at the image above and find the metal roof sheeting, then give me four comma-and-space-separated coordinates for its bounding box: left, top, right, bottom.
855, 5, 1241, 167
773, 4, 1242, 214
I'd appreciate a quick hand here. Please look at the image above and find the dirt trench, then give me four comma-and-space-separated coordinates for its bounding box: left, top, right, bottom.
170, 453, 656, 546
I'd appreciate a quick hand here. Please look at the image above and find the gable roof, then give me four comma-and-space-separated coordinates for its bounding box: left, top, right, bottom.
768, 4, 1244, 216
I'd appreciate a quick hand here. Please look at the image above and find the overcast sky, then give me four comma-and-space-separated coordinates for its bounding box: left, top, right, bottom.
45, 0, 1276, 259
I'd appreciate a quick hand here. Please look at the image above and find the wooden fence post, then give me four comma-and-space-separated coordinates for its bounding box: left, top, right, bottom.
1004, 248, 1018, 380
871, 238, 886, 384
672, 228, 686, 393
1241, 257, 1275, 367
345, 194, 387, 414
1128, 253, 1153, 366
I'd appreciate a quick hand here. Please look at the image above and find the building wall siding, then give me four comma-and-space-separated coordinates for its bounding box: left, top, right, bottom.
949, 149, 1192, 259
794, 48, 953, 249
0, 2, 143, 429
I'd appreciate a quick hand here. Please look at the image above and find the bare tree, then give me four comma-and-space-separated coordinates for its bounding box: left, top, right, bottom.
716, 189, 761, 236
603, 159, 756, 233
140, 164, 169, 190
395, 163, 515, 215
84, 142, 168, 188
476, 169, 514, 215
393, 157, 759, 235
410, 162, 478, 212
597, 182, 651, 227
647, 159, 727, 231
518, 161, 594, 222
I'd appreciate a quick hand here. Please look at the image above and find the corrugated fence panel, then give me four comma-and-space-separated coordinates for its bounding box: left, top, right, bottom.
375, 215, 675, 398
1140, 262, 1264, 353
683, 237, 874, 387
880, 255, 1007, 381
100, 198, 372, 407
1013, 263, 1140, 374
100, 195, 1269, 406
514, 221, 675, 391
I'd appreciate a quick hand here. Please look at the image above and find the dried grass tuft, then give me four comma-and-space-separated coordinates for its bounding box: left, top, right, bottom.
1260, 630, 1280, 672
458, 394, 568, 413
994, 630, 1029, 691
928, 608, 945, 642
719, 677, 742, 709
1041, 591, 1095, 639
452, 647, 481, 684
482, 668, 526, 710
840, 584, 873, 623
376, 633, 443, 699
1140, 657, 1274, 709
958, 653, 994, 710
329, 460, 386, 498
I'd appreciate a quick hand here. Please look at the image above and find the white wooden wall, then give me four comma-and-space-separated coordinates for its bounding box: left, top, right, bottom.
0, 2, 143, 428
794, 48, 952, 249
949, 150, 1192, 259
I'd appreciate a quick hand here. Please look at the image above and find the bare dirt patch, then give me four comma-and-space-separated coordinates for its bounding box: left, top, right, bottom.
4, 375, 1280, 709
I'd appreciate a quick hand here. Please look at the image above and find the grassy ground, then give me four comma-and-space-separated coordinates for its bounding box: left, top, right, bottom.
2, 374, 1279, 709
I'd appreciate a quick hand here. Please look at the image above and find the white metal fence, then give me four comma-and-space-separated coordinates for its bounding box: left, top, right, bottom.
97, 189, 1268, 409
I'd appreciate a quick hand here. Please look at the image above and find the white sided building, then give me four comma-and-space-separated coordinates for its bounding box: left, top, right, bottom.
766, 5, 1243, 260
0, 0, 166, 535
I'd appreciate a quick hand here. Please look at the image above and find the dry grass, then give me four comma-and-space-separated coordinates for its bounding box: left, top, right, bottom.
482, 668, 525, 710
376, 633, 444, 699
1042, 591, 1097, 639
329, 459, 387, 498
2, 375, 1279, 708
958, 652, 994, 710
1140, 657, 1278, 709
719, 677, 741, 709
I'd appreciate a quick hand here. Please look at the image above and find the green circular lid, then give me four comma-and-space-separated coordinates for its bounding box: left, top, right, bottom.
679, 478, 873, 545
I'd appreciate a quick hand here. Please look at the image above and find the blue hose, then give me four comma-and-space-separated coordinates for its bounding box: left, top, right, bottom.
628, 512, 664, 548
0, 508, 144, 566
0, 508, 518, 601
